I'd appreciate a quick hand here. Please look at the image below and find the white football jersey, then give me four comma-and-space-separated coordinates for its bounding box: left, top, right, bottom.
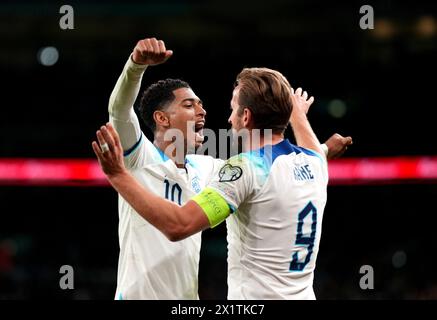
115, 133, 221, 299
207, 139, 328, 300
108, 56, 224, 299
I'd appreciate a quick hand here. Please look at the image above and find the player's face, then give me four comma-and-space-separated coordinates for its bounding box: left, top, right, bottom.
228, 87, 245, 133
166, 87, 206, 150
228, 87, 250, 151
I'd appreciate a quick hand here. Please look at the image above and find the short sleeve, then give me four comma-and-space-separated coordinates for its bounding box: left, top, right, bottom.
206, 154, 254, 212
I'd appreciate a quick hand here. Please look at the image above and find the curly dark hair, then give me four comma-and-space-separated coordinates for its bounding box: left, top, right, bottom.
139, 79, 191, 132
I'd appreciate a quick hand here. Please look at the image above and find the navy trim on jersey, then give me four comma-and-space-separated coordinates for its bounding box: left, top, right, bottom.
255, 139, 298, 165
258, 139, 324, 164
298, 146, 325, 163
185, 157, 193, 167
123, 134, 143, 157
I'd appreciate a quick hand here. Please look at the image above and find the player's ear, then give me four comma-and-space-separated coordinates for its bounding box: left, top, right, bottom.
242, 107, 253, 129
153, 110, 170, 128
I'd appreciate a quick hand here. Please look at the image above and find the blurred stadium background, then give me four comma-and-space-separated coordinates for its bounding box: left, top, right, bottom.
0, 0, 436, 299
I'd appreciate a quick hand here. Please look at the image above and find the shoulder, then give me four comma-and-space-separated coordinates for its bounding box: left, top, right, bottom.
216, 153, 261, 183
295, 146, 326, 164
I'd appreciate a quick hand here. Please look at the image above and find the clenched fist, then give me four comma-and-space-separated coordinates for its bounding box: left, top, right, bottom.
131, 37, 173, 66
325, 133, 353, 160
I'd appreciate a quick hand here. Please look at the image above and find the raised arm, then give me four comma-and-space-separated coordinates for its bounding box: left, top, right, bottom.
289, 88, 325, 157
289, 88, 353, 159
108, 37, 173, 151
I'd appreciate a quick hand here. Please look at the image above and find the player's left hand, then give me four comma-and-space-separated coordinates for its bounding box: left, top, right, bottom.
290, 87, 314, 122
92, 123, 127, 178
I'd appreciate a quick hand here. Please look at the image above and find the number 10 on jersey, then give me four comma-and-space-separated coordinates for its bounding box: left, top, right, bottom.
164, 179, 182, 206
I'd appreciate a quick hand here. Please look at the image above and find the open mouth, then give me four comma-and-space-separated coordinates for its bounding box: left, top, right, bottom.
194, 121, 205, 143
194, 121, 204, 133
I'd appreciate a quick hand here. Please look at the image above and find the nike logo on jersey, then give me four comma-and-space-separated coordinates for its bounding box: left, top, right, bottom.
293, 164, 314, 181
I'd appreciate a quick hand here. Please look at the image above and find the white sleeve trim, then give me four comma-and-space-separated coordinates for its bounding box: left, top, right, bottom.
321, 143, 329, 157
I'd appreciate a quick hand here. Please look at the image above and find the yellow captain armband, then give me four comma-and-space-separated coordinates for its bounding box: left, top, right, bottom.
192, 187, 231, 228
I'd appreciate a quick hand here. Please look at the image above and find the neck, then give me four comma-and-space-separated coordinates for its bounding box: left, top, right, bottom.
242, 130, 284, 152
153, 131, 186, 168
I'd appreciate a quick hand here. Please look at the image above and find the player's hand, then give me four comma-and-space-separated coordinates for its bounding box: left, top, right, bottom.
131, 37, 173, 66
92, 123, 127, 178
324, 133, 353, 160
290, 87, 314, 122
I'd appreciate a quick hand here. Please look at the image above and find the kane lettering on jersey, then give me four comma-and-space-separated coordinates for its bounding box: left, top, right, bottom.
193, 139, 328, 299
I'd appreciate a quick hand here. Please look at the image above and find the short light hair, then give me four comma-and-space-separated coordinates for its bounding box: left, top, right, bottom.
235, 68, 293, 134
